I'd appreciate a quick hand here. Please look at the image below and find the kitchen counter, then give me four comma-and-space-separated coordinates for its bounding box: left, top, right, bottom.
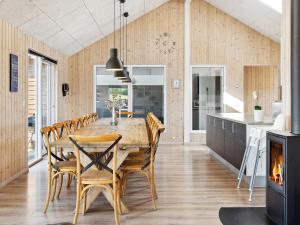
206, 113, 272, 187
208, 113, 274, 126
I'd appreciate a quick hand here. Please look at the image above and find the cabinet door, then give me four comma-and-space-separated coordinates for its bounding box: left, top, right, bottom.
206, 115, 211, 147
224, 120, 235, 164
215, 118, 225, 157
234, 123, 246, 169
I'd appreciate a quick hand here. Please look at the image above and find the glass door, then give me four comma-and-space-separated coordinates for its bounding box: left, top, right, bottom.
27, 54, 56, 165
192, 66, 224, 131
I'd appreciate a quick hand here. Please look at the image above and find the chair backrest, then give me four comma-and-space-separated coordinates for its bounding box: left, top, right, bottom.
69, 133, 122, 181
117, 111, 135, 118
40, 126, 64, 171
143, 113, 165, 169
52, 122, 69, 140
272, 113, 285, 131
71, 118, 81, 131
64, 120, 73, 134
248, 127, 264, 148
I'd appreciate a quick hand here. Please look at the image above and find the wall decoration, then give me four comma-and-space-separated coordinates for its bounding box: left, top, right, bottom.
9, 54, 18, 92
155, 32, 176, 54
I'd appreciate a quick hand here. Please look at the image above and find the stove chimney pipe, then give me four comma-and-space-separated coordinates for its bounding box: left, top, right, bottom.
291, 0, 300, 134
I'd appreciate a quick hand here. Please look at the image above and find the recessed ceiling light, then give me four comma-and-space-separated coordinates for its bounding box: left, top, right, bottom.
260, 0, 282, 13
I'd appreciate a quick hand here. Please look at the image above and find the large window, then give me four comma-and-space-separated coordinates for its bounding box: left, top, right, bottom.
192, 66, 224, 131
94, 66, 165, 123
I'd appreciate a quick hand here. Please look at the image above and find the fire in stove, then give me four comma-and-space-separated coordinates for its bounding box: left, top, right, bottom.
270, 142, 284, 186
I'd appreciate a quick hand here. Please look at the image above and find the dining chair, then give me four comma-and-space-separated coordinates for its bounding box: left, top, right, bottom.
69, 133, 122, 225
116, 111, 135, 118
71, 118, 81, 131
40, 126, 77, 213
120, 113, 165, 209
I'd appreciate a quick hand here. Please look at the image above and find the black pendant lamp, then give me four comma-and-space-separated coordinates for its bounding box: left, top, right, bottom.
106, 0, 123, 71
122, 11, 131, 83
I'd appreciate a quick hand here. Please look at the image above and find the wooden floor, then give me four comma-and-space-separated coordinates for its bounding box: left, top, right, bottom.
0, 145, 265, 225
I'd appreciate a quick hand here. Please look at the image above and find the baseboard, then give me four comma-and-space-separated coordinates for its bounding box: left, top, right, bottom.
161, 142, 184, 145
0, 168, 29, 188
209, 149, 266, 188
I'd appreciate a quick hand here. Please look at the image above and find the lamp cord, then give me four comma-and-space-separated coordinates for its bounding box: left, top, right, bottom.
114, 0, 116, 48
119, 0, 122, 60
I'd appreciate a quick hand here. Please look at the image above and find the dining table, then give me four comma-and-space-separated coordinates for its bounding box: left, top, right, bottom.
50, 117, 149, 214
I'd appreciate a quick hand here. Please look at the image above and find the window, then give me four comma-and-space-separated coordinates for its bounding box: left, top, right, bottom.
94, 66, 166, 123
192, 66, 224, 131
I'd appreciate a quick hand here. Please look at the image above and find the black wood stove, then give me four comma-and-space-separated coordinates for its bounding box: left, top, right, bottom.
266, 1, 300, 224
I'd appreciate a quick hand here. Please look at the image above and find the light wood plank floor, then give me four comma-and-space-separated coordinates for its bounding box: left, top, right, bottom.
0, 145, 265, 225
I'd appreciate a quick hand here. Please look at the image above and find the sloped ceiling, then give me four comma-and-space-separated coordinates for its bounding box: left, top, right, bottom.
204, 0, 281, 42
0, 0, 281, 56
0, 0, 168, 55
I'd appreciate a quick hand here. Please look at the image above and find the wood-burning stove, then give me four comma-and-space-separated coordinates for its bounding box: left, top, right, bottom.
266, 131, 300, 225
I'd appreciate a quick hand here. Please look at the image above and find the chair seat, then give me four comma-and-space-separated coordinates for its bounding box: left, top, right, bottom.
81, 170, 113, 184
55, 161, 77, 171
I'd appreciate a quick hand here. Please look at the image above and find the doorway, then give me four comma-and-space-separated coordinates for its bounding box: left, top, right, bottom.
27, 54, 57, 165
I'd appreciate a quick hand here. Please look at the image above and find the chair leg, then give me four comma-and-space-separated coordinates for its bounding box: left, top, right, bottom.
67, 174, 73, 188
57, 173, 63, 199
83, 189, 87, 216
151, 169, 158, 199
51, 174, 58, 202
116, 182, 122, 215
121, 173, 129, 196
43, 169, 52, 213
113, 186, 120, 225
145, 171, 157, 210
73, 182, 81, 225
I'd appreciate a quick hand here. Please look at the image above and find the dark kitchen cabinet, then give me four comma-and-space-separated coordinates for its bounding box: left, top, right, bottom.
233, 122, 246, 169
206, 115, 246, 170
224, 120, 235, 163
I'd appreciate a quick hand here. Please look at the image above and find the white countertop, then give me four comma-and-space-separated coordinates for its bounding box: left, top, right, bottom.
208, 113, 274, 125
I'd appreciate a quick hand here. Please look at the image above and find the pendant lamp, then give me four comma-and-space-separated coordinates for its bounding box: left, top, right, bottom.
106, 0, 123, 71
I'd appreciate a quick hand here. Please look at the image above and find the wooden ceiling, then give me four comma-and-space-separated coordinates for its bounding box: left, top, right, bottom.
0, 0, 281, 56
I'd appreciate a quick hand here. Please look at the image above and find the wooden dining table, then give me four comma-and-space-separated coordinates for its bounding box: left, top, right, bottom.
50, 118, 149, 214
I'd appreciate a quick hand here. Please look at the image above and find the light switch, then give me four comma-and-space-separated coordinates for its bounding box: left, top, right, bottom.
173, 79, 180, 89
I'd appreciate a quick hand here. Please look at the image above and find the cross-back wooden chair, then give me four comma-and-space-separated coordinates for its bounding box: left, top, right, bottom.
41, 126, 77, 213
91, 112, 98, 121
116, 111, 135, 118
79, 115, 88, 127
120, 113, 165, 209
69, 133, 122, 225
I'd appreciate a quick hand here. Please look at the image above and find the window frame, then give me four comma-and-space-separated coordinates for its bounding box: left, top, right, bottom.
93, 65, 167, 126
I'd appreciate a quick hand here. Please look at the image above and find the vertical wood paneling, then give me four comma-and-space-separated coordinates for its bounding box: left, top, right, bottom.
244, 66, 280, 116
68, 0, 185, 143
0, 19, 70, 187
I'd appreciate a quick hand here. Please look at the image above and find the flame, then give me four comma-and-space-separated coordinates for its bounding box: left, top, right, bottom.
272, 154, 283, 184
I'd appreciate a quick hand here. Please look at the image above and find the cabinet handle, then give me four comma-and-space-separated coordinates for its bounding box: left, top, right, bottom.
214, 118, 216, 127
222, 120, 225, 130
232, 123, 234, 133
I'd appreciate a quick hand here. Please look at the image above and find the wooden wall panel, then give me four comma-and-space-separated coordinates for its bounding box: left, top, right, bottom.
68, 0, 280, 143
244, 66, 280, 115
0, 19, 70, 187
190, 0, 280, 143
191, 0, 280, 111
68, 0, 185, 143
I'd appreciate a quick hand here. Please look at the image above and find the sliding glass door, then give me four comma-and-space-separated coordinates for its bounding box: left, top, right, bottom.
94, 65, 165, 122
27, 54, 56, 165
